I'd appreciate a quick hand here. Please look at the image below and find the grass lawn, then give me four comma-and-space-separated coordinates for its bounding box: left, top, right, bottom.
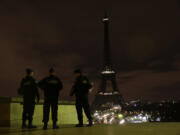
0, 123, 180, 135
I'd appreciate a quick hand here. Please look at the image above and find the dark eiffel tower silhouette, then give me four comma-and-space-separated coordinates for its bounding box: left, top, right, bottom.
91, 12, 124, 111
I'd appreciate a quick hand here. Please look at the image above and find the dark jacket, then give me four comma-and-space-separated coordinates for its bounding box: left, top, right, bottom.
20, 76, 39, 103
70, 75, 92, 98
39, 75, 63, 100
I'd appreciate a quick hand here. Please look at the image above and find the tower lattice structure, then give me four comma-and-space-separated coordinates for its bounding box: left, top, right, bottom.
98, 13, 120, 94
91, 12, 124, 111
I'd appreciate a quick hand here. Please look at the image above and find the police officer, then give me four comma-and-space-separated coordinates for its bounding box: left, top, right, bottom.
19, 68, 40, 129
70, 69, 93, 127
39, 68, 63, 130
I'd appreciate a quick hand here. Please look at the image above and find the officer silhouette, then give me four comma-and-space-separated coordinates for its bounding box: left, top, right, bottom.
18, 68, 40, 128
70, 69, 93, 127
39, 68, 63, 130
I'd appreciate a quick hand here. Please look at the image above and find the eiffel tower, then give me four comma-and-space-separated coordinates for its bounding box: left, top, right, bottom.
91, 12, 124, 111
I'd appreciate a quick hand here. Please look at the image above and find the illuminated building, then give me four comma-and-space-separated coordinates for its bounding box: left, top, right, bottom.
91, 12, 124, 111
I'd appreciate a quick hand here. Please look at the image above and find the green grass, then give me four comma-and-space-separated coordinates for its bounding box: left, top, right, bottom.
0, 123, 180, 135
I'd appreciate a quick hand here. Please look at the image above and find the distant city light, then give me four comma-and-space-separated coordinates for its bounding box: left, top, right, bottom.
118, 114, 123, 119
119, 119, 125, 125
101, 70, 115, 74
103, 92, 113, 95
103, 18, 109, 21
109, 117, 115, 124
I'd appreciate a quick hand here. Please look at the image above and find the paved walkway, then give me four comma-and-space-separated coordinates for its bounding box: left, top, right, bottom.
0, 123, 180, 135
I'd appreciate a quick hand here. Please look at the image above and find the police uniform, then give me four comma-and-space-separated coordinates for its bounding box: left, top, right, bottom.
70, 75, 92, 126
39, 74, 63, 128
20, 76, 39, 128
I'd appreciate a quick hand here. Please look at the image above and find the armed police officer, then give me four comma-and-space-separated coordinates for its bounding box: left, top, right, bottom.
39, 68, 63, 130
18, 68, 40, 129
70, 69, 93, 127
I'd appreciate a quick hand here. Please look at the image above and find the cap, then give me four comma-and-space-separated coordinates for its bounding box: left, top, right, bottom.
74, 69, 82, 74
26, 68, 33, 75
49, 67, 55, 73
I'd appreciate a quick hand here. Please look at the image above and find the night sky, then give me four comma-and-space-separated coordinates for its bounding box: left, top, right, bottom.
0, 0, 180, 102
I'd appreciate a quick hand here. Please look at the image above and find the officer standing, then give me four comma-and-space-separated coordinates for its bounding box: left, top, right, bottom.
18, 68, 40, 129
70, 69, 93, 127
39, 68, 63, 130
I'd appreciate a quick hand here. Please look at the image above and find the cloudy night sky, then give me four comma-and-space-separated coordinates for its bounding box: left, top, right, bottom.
0, 0, 180, 102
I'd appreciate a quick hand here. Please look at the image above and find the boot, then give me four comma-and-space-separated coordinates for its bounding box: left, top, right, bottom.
43, 123, 48, 130
28, 121, 37, 129
75, 123, 83, 127
28, 125, 37, 128
53, 122, 59, 129
22, 120, 27, 129
87, 120, 93, 127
